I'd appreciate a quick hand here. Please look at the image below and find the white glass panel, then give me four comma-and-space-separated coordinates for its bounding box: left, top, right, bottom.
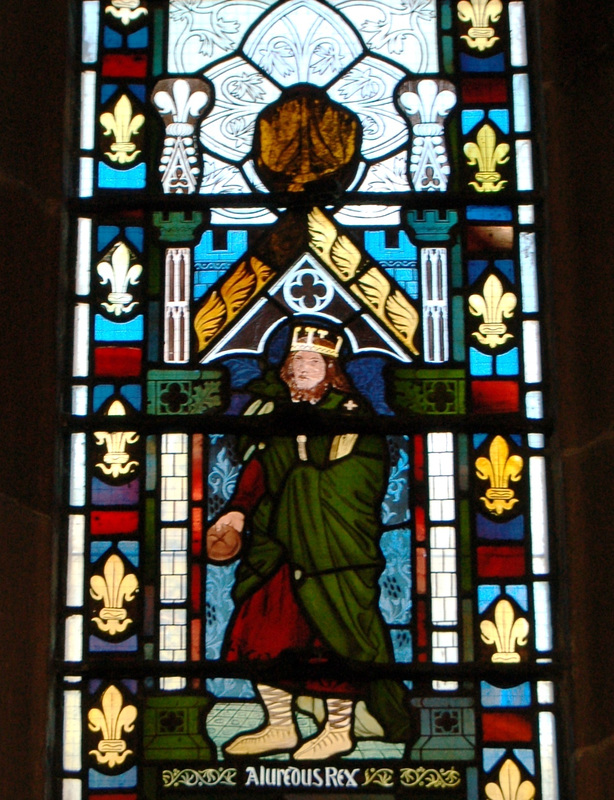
164, 249, 191, 364
63, 778, 82, 800
516, 140, 534, 190
530, 456, 549, 573
160, 434, 189, 521
538, 681, 555, 704
509, 1, 528, 66
161, 676, 187, 690
82, 1, 100, 63
518, 204, 534, 225
430, 526, 457, 625
64, 615, 83, 662
80, 72, 96, 150
427, 433, 455, 521
523, 321, 542, 383
79, 157, 94, 198
513, 74, 531, 133
160, 527, 188, 603
72, 304, 90, 377
159, 608, 187, 685
76, 217, 92, 295
534, 581, 553, 651
69, 435, 86, 506
526, 390, 543, 419
62, 690, 82, 770
66, 515, 85, 606
71, 386, 88, 416
539, 712, 560, 800
421, 248, 449, 363
528, 433, 545, 448
519, 232, 538, 312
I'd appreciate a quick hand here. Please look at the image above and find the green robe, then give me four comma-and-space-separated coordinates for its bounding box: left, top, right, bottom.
230, 381, 413, 742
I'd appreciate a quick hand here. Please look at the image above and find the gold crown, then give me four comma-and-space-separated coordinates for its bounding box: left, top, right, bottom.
290, 326, 343, 358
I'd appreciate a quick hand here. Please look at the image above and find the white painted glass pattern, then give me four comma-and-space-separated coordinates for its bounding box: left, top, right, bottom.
427, 433, 455, 521
530, 456, 549, 574
164, 249, 191, 364
79, 157, 94, 198
71, 386, 88, 416
76, 217, 92, 295
72, 304, 90, 377
160, 527, 188, 603
508, 2, 528, 66
534, 581, 553, 652
421, 248, 449, 363
160, 433, 189, 521
81, 1, 100, 63
430, 526, 457, 625
523, 321, 542, 383
62, 690, 82, 770
63, 778, 82, 800
539, 712, 560, 800
513, 74, 531, 133
64, 615, 83, 662
516, 140, 534, 190
69, 435, 87, 507
519, 232, 538, 312
537, 681, 555, 704
80, 72, 96, 150
526, 390, 543, 419
518, 204, 534, 224
66, 516, 85, 607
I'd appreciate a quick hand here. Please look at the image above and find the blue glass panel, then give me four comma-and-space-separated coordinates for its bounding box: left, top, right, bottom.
118, 541, 139, 565
120, 384, 142, 410
379, 528, 411, 623
514, 749, 536, 774
477, 513, 524, 540
470, 347, 493, 376
94, 314, 144, 341
89, 767, 137, 788
90, 541, 112, 562
90, 635, 138, 651
194, 230, 248, 300
347, 358, 393, 415
473, 433, 488, 448
460, 53, 505, 72
206, 563, 238, 658
468, 259, 489, 282
125, 226, 144, 251
478, 585, 501, 613
391, 628, 412, 662
91, 478, 140, 505
93, 385, 115, 411
98, 162, 146, 189
489, 109, 510, 134
510, 434, 522, 445
100, 84, 118, 104
97, 225, 120, 251
381, 441, 410, 524
505, 584, 529, 610
467, 206, 513, 222
461, 109, 485, 134
225, 358, 262, 389
467, 767, 479, 800
103, 26, 122, 47
363, 231, 418, 298
496, 347, 519, 375
207, 436, 240, 518
206, 678, 255, 699
128, 84, 146, 101
481, 681, 531, 707
494, 258, 515, 281
483, 748, 506, 772
128, 27, 148, 47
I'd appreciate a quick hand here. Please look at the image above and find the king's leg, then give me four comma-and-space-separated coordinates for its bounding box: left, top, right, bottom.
224, 684, 299, 756
293, 697, 354, 760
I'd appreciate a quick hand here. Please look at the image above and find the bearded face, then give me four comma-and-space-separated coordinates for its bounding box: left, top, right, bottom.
280, 350, 352, 403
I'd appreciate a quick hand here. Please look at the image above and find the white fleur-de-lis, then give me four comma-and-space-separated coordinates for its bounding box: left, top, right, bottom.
91, 554, 138, 635
89, 685, 137, 768
97, 242, 142, 316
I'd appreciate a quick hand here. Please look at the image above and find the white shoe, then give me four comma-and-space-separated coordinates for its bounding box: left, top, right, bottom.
293, 724, 353, 760
224, 724, 298, 756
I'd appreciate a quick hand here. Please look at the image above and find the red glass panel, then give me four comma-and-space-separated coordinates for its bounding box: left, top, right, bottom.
191, 563, 201, 613
415, 505, 426, 542
482, 712, 532, 741
466, 226, 514, 252
472, 381, 519, 413
417, 600, 427, 648
91, 510, 139, 535
461, 78, 508, 103
94, 347, 142, 376
192, 433, 203, 501
477, 546, 525, 577
102, 54, 148, 77
192, 507, 202, 556
191, 618, 201, 661
414, 434, 424, 480
416, 547, 427, 593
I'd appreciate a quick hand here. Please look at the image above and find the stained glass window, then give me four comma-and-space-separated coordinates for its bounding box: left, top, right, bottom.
60, 1, 558, 798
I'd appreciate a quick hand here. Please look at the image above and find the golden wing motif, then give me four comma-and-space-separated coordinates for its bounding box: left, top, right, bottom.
194, 291, 226, 350
385, 290, 420, 354
331, 235, 361, 280
220, 261, 256, 320
355, 268, 390, 315
307, 207, 336, 267
250, 256, 274, 289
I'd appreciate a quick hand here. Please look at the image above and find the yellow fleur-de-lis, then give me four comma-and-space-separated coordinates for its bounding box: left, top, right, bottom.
480, 599, 529, 662
464, 124, 510, 192
100, 94, 145, 164
475, 435, 523, 515
88, 685, 137, 768
469, 274, 517, 348
91, 554, 138, 635
457, 0, 503, 51
485, 758, 535, 800
106, 0, 148, 27
94, 400, 140, 479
